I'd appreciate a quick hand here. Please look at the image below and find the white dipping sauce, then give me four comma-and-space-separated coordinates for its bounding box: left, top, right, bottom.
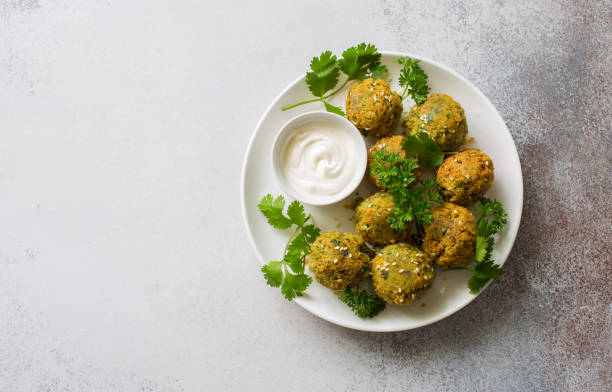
281, 122, 357, 198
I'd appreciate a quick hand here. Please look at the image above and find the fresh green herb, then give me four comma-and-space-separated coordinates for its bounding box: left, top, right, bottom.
281, 43, 388, 112
323, 101, 345, 116
305, 51, 340, 99
467, 197, 508, 294
338, 287, 386, 319
397, 57, 430, 104
258, 194, 321, 300
337, 43, 387, 82
369, 150, 442, 231
402, 131, 445, 167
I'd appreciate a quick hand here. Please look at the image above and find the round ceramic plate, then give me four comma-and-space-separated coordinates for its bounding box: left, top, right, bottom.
241, 51, 523, 332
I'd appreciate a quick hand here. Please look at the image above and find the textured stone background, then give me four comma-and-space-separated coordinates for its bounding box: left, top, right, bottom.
0, 0, 610, 391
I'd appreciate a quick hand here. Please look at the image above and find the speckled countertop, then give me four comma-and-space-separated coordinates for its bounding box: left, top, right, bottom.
0, 1, 610, 391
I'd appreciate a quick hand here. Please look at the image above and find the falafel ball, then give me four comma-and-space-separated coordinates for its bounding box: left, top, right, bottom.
422, 203, 477, 269
354, 192, 410, 246
366, 135, 421, 189
371, 243, 436, 305
346, 78, 403, 138
403, 93, 467, 151
308, 231, 370, 290
437, 149, 494, 206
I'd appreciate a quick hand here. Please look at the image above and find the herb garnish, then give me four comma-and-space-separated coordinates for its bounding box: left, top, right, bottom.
258, 194, 321, 300
397, 57, 430, 104
402, 131, 445, 167
339, 287, 387, 319
370, 150, 443, 231
466, 197, 507, 293
282, 43, 388, 114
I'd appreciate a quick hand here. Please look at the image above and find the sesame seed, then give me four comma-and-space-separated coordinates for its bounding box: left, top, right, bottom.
348, 254, 352, 258
385, 268, 390, 272
399, 298, 404, 303
334, 246, 340, 249
392, 262, 397, 266
399, 269, 404, 273
334, 259, 338, 263
398, 288, 402, 293
485, 161, 489, 166
395, 252, 399, 257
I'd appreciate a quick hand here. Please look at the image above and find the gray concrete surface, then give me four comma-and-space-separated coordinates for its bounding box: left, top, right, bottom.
0, 0, 610, 391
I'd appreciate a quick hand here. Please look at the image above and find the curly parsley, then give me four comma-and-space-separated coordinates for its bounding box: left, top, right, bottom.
282, 43, 388, 114
369, 150, 443, 232
397, 57, 430, 104
258, 194, 321, 300
338, 287, 386, 319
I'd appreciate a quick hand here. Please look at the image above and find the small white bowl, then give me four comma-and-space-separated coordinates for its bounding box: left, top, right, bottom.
271, 111, 367, 206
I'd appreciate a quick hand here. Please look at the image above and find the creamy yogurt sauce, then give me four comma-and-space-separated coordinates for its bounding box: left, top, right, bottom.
281, 122, 357, 199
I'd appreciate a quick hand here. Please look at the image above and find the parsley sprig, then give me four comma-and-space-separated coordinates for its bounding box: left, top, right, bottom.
339, 287, 386, 319
466, 198, 508, 293
397, 57, 430, 104
282, 43, 388, 114
258, 194, 321, 300
370, 150, 443, 231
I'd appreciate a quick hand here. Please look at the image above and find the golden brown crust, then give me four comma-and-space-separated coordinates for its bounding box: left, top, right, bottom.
354, 192, 410, 246
403, 93, 467, 151
436, 149, 494, 206
422, 202, 477, 269
346, 78, 403, 138
308, 231, 370, 290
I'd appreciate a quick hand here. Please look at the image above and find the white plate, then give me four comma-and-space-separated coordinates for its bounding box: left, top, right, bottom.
241, 51, 523, 332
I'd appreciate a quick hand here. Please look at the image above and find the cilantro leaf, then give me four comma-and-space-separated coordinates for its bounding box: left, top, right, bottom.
301, 224, 320, 246
261, 261, 283, 287
281, 273, 312, 301
287, 200, 306, 227
324, 101, 345, 116
258, 194, 292, 229
305, 51, 340, 98
468, 260, 503, 294
338, 43, 384, 81
397, 57, 430, 104
258, 195, 320, 301
474, 235, 493, 263
338, 287, 386, 318
282, 43, 386, 112
466, 197, 508, 294
369, 64, 389, 80
402, 132, 444, 167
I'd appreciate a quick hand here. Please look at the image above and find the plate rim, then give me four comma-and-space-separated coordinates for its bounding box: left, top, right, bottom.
240, 50, 524, 332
